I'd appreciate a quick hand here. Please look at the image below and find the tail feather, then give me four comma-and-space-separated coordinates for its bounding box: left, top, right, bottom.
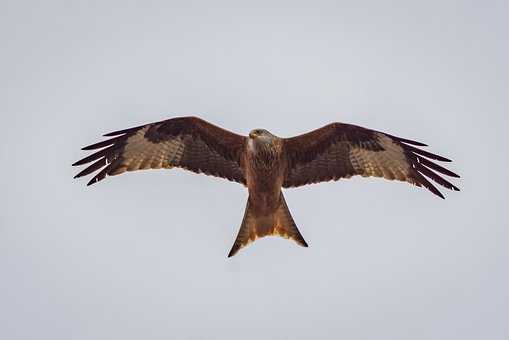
227, 193, 308, 257
274, 194, 308, 247
228, 199, 258, 257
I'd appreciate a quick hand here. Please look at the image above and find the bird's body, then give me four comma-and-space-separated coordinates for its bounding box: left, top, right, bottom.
232, 129, 307, 256
245, 130, 284, 213
73, 116, 460, 257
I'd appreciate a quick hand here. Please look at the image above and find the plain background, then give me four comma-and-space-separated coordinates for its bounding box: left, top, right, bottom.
1, 1, 508, 339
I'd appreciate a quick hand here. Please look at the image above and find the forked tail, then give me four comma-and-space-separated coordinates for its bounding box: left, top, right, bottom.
227, 193, 308, 257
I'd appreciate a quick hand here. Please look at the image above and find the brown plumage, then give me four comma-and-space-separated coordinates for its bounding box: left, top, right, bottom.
73, 116, 460, 257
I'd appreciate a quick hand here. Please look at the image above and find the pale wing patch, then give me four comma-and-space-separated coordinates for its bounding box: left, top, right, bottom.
110, 126, 184, 176
349, 133, 410, 181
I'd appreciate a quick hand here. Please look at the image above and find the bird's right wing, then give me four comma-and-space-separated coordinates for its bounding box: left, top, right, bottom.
73, 116, 247, 186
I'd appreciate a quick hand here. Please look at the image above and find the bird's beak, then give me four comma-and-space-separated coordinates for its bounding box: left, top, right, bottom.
249, 131, 257, 139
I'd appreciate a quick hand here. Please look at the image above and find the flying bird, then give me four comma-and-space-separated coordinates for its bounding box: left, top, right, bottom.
73, 116, 460, 257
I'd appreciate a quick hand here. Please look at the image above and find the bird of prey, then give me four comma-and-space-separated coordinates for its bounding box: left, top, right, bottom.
73, 116, 460, 257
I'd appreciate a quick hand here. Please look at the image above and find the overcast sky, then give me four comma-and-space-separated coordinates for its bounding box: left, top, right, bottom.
1, 1, 508, 339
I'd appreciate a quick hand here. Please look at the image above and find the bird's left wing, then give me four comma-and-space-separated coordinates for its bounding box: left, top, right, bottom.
73, 116, 246, 185
283, 123, 460, 198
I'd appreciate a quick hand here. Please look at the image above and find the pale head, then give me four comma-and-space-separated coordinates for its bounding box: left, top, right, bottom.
247, 129, 278, 153
249, 129, 275, 140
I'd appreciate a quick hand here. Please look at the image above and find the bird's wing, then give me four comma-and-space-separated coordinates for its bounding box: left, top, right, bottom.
283, 123, 460, 198
73, 116, 246, 185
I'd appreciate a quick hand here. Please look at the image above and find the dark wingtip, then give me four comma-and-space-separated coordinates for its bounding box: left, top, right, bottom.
413, 172, 446, 199
103, 124, 144, 137
435, 187, 446, 199
407, 145, 452, 162
397, 138, 428, 147
103, 130, 125, 137
450, 184, 460, 191
434, 155, 452, 162
432, 189, 445, 199
382, 133, 428, 147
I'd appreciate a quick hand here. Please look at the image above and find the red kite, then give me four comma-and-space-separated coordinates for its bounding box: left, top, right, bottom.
73, 116, 460, 257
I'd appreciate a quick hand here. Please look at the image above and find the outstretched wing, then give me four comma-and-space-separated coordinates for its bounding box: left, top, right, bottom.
283, 123, 460, 198
73, 116, 247, 186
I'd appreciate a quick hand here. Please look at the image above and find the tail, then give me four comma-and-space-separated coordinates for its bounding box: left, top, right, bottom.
227, 193, 308, 257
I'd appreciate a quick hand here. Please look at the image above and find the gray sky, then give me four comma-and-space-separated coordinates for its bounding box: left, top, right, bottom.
1, 1, 508, 339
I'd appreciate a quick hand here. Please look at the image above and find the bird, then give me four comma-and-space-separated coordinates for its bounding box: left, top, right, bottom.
73, 116, 460, 257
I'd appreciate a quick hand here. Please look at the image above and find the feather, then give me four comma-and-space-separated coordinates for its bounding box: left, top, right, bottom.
72, 144, 118, 166
405, 144, 452, 162
74, 158, 107, 178
414, 163, 460, 191
411, 171, 445, 199
382, 133, 428, 146
81, 135, 125, 150
417, 156, 460, 178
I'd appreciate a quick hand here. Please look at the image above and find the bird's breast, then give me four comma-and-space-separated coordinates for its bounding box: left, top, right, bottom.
244, 141, 286, 212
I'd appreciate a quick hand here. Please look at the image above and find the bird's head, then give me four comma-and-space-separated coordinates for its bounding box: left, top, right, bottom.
248, 129, 279, 156
249, 129, 274, 141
